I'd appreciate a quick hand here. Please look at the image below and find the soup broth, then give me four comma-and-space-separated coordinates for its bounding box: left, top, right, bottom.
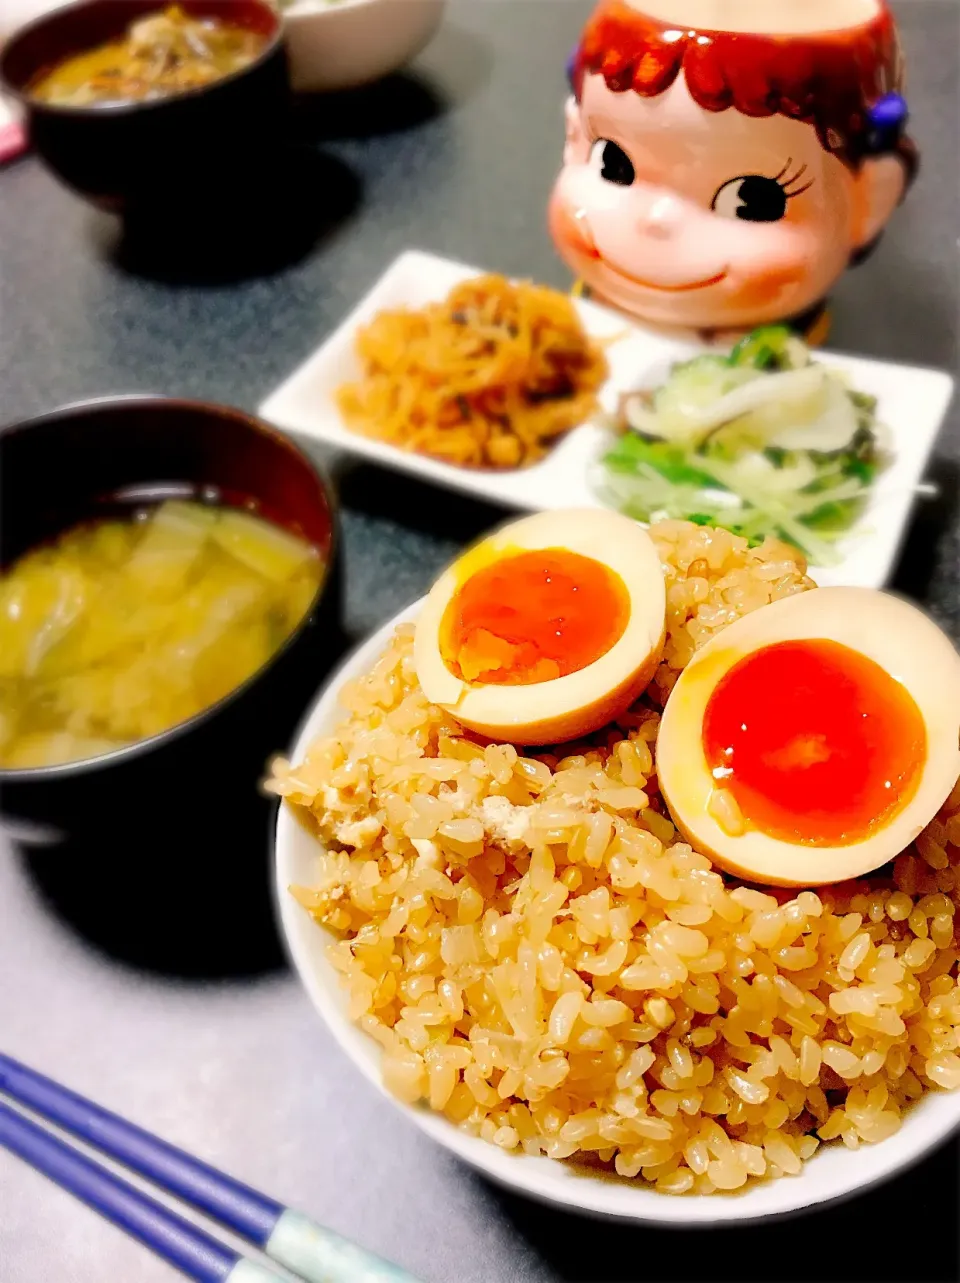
29, 5, 268, 107
0, 498, 324, 768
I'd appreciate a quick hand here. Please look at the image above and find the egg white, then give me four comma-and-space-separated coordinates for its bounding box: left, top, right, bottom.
656, 586, 960, 887
414, 509, 666, 745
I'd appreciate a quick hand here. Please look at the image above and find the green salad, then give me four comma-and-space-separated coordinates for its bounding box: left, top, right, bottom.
598, 326, 888, 566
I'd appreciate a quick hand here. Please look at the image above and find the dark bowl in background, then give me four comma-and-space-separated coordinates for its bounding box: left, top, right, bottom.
0, 396, 346, 977
0, 0, 288, 213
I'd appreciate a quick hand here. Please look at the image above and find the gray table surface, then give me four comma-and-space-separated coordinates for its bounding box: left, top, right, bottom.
1, 3, 959, 1280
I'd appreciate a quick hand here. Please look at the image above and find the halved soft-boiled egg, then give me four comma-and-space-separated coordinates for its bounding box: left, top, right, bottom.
414, 509, 666, 745
657, 586, 960, 887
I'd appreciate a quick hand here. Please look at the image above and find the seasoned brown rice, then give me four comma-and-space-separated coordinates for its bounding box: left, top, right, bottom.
270, 520, 960, 1194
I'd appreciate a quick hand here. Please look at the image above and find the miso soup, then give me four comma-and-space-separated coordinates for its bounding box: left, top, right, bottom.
29, 5, 268, 108
0, 498, 325, 768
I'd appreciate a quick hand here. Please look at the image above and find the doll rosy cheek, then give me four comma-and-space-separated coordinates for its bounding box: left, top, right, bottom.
731, 261, 809, 307
548, 189, 601, 260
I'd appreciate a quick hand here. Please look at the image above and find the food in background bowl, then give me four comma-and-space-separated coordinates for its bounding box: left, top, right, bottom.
271, 511, 960, 1198
0, 0, 285, 212
28, 4, 268, 105
335, 275, 609, 469
0, 498, 325, 768
0, 396, 340, 862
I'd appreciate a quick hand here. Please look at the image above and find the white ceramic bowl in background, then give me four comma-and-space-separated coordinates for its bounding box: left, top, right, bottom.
275, 602, 960, 1224
0, 0, 63, 48
280, 0, 446, 93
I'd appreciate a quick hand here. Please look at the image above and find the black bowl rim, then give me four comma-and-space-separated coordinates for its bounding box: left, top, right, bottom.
0, 392, 339, 783
0, 0, 285, 116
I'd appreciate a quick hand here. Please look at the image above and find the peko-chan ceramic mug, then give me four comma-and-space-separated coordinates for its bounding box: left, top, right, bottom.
549, 0, 917, 341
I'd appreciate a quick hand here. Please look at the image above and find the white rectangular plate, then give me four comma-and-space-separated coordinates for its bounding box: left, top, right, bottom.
260, 249, 954, 589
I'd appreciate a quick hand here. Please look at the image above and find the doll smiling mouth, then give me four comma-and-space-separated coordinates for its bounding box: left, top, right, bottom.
601, 258, 728, 292
568, 215, 727, 292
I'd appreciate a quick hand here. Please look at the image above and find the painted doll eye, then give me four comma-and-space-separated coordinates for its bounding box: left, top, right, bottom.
589, 139, 635, 187
712, 164, 813, 222
712, 176, 787, 221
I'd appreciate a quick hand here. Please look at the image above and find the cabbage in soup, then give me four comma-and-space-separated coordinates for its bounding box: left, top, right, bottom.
0, 499, 325, 768
29, 5, 268, 107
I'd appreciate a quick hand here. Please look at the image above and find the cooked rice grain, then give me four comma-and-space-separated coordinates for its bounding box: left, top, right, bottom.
270, 521, 960, 1194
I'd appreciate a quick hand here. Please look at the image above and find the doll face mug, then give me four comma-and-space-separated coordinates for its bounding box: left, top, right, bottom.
549, 0, 916, 336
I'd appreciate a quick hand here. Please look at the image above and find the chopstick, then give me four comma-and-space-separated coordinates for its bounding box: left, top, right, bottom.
0, 1053, 422, 1283
0, 1100, 287, 1283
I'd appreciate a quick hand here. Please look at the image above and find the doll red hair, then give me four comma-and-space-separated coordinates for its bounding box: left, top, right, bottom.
571, 0, 915, 175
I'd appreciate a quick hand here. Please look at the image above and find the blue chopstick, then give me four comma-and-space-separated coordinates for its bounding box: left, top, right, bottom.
0, 1101, 286, 1283
0, 1053, 421, 1283
0, 1053, 283, 1243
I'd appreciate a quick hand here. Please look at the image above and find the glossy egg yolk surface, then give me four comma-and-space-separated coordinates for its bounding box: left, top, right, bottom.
702, 638, 926, 847
439, 548, 631, 685
656, 585, 960, 887
414, 507, 666, 746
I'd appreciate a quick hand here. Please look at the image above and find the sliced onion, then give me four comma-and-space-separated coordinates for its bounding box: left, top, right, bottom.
725, 451, 818, 494
622, 394, 661, 435
766, 377, 859, 452
684, 367, 826, 434
624, 360, 862, 455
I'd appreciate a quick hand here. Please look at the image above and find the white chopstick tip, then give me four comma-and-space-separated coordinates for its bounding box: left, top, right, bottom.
225, 1258, 291, 1283
268, 1209, 423, 1283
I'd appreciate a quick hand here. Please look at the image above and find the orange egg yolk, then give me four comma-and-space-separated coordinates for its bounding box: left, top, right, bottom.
440, 548, 630, 685
702, 639, 926, 846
